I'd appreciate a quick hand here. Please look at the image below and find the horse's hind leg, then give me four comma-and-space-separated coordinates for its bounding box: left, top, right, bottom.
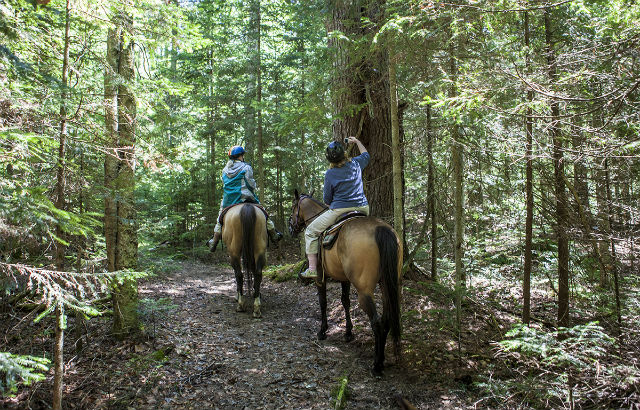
252, 255, 265, 318
359, 293, 385, 377
341, 282, 353, 342
317, 281, 328, 340
231, 257, 245, 312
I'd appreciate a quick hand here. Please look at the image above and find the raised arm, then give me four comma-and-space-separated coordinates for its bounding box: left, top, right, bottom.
345, 136, 367, 154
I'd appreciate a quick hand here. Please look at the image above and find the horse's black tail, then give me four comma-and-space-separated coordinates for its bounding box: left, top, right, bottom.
240, 204, 257, 294
375, 225, 402, 352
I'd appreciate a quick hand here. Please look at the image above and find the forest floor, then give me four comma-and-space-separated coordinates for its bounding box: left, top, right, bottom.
2, 242, 639, 409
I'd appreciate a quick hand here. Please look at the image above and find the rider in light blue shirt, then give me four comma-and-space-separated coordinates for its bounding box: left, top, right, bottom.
300, 137, 370, 279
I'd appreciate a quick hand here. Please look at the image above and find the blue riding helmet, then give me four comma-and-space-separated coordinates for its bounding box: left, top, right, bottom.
325, 141, 345, 163
228, 145, 246, 159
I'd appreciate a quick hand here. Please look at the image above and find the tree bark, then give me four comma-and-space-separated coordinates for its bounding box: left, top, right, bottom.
449, 31, 464, 289
254, 0, 264, 199
595, 164, 612, 287
523, 9, 533, 326
328, 0, 393, 221
104, 23, 120, 274
388, 54, 404, 246
427, 104, 437, 281
52, 304, 64, 410
105, 11, 139, 339
545, 9, 570, 328
604, 159, 622, 330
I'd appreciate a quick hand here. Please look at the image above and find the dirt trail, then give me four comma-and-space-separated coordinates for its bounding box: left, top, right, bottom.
133, 260, 453, 410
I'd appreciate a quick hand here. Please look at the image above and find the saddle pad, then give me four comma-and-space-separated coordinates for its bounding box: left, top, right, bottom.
321, 212, 367, 250
218, 202, 269, 226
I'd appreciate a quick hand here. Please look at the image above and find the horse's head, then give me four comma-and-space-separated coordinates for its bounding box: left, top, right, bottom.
288, 189, 326, 236
288, 189, 306, 236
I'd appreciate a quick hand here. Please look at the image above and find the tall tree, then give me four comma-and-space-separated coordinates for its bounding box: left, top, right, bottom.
328, 0, 393, 220
105, 10, 139, 338
544, 7, 570, 327
447, 19, 465, 331
427, 103, 437, 281
389, 52, 404, 246
253, 0, 265, 198
53, 3, 71, 407
522, 8, 533, 326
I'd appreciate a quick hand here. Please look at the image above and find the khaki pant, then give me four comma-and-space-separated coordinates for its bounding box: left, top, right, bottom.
304, 205, 369, 254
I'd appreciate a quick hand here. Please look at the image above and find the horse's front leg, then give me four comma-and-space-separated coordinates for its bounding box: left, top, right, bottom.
341, 282, 353, 342
317, 281, 328, 340
231, 257, 245, 312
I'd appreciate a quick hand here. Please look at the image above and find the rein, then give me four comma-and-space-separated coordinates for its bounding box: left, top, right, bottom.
291, 194, 327, 234
300, 195, 327, 225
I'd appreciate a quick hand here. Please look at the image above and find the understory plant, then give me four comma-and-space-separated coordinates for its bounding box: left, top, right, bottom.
479, 322, 639, 409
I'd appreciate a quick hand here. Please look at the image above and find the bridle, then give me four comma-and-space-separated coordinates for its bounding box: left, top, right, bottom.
288, 194, 327, 236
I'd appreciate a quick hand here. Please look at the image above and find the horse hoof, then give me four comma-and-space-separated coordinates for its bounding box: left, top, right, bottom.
344, 332, 354, 342
371, 367, 384, 378
253, 311, 262, 318
236, 305, 245, 312
317, 331, 327, 340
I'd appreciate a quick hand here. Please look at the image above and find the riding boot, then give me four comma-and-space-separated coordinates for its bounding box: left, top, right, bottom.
209, 232, 222, 252
268, 228, 283, 244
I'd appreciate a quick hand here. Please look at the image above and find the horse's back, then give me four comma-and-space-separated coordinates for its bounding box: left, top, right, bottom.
324, 217, 400, 290
222, 204, 267, 256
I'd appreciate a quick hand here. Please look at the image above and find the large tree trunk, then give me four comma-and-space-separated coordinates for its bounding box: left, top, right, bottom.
253, 0, 264, 199
105, 12, 139, 339
545, 9, 570, 328
104, 24, 120, 274
207, 48, 217, 226
328, 0, 393, 221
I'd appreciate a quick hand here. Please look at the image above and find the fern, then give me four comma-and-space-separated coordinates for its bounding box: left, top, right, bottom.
0, 352, 50, 395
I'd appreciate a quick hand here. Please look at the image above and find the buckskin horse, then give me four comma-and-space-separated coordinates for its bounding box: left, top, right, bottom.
209, 203, 267, 318
288, 190, 402, 376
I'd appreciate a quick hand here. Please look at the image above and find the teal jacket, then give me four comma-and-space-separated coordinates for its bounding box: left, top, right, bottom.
221, 160, 260, 208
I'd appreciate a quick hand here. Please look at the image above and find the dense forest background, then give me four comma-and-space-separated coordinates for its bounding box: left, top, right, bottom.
1, 0, 639, 408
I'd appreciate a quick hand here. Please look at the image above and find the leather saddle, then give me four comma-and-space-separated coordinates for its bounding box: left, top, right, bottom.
320, 211, 367, 250
219, 202, 269, 226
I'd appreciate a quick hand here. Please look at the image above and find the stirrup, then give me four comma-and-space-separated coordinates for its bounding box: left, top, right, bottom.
299, 268, 317, 279
269, 230, 283, 242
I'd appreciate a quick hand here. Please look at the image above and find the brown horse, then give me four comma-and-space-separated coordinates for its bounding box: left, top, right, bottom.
209, 203, 267, 318
288, 190, 402, 376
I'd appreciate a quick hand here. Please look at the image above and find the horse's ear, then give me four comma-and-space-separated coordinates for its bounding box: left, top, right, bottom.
309, 189, 315, 198
294, 189, 299, 200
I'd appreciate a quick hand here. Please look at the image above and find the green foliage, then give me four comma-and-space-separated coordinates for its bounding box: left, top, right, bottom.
126, 347, 170, 377
0, 352, 50, 395
330, 374, 350, 410
263, 261, 305, 282
138, 297, 177, 339
480, 323, 638, 408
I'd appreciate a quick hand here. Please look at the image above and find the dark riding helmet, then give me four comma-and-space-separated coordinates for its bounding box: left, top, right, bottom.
325, 141, 345, 163
228, 145, 246, 159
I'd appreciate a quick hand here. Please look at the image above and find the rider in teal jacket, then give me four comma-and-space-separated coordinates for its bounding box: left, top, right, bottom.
209, 146, 282, 251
